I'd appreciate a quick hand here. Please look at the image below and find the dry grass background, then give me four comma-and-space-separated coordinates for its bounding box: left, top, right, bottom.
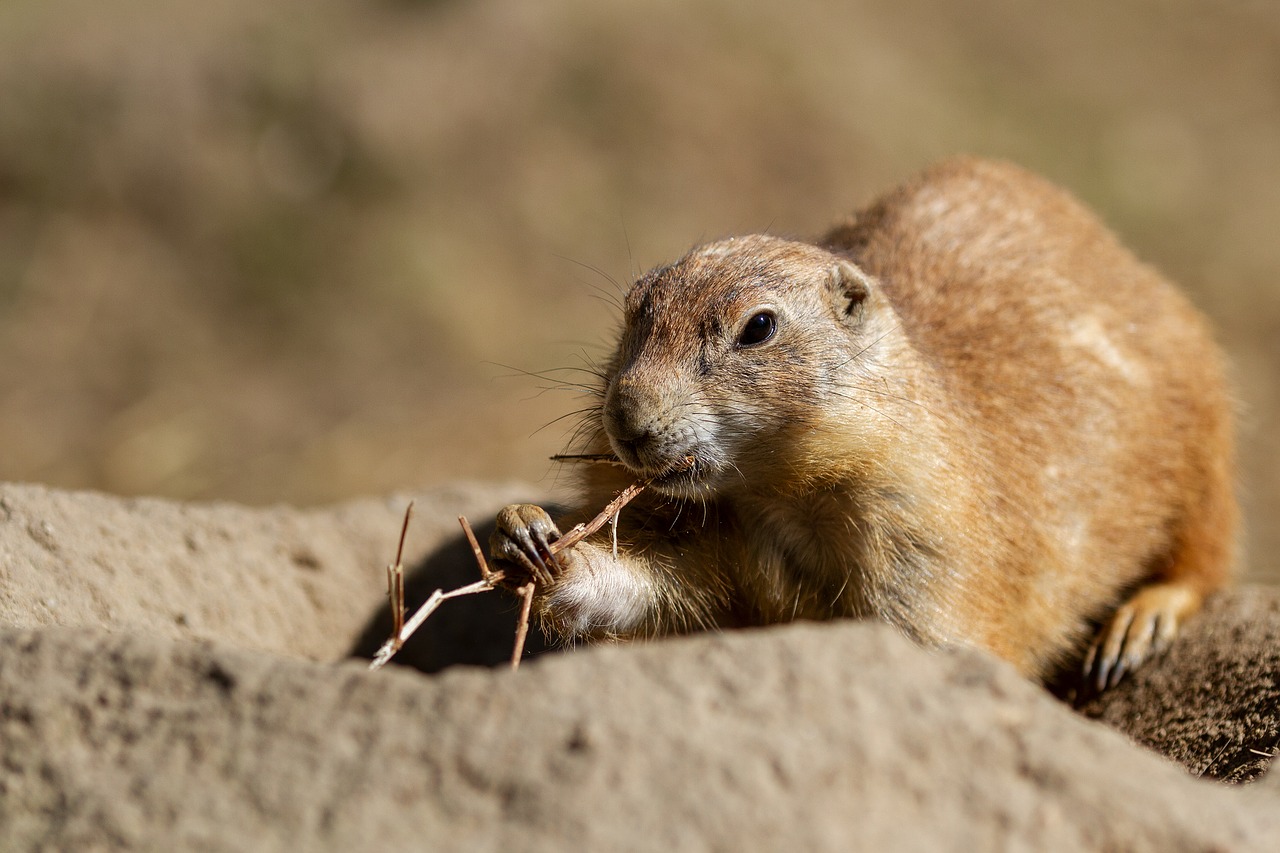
0, 0, 1277, 582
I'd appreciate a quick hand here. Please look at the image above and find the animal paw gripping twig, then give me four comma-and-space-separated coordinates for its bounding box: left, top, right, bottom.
367, 482, 646, 672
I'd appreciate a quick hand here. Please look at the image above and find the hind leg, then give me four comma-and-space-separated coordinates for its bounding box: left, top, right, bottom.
1084, 455, 1238, 692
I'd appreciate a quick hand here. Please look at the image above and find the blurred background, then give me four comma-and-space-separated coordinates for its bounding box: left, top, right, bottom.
0, 0, 1276, 581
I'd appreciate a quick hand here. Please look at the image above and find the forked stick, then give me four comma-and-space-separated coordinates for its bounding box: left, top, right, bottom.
367, 482, 647, 672
551, 481, 646, 553
458, 512, 501, 585
389, 502, 413, 639
511, 583, 535, 669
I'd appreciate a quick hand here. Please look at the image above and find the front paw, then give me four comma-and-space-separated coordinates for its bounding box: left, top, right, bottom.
489, 504, 564, 587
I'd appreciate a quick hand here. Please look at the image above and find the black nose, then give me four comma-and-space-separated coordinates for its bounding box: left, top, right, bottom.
613, 429, 654, 461
604, 387, 658, 465
605, 408, 654, 461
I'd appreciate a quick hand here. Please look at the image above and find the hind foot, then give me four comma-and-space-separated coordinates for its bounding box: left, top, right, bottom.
1082, 582, 1202, 693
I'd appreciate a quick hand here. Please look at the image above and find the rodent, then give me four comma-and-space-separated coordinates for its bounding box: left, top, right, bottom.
490, 156, 1239, 689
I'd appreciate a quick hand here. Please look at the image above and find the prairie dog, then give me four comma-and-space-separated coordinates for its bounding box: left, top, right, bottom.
491, 157, 1238, 686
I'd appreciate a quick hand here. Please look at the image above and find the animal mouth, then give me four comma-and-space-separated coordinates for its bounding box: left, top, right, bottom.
644, 454, 703, 493
551, 451, 704, 492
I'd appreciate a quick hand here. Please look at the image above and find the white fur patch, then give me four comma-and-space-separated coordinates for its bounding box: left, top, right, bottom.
1066, 315, 1147, 385
694, 239, 739, 259
548, 549, 654, 636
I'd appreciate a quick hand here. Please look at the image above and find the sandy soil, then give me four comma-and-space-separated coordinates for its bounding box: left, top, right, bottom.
0, 481, 1276, 850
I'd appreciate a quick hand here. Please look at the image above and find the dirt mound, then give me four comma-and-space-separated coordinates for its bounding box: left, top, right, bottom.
0, 481, 1276, 850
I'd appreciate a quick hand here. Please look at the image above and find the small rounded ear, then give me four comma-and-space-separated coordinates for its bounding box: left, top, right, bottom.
828, 259, 876, 319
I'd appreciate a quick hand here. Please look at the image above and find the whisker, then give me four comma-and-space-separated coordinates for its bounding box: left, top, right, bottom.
829, 573, 850, 610
553, 253, 627, 298
620, 216, 640, 281
849, 399, 906, 429
488, 361, 600, 395
564, 417, 605, 453
531, 406, 601, 438
839, 381, 932, 411
587, 291, 624, 313
831, 322, 902, 371
538, 364, 610, 381
666, 498, 687, 532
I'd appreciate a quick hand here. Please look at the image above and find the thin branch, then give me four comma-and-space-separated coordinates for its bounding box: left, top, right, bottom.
511, 583, 535, 670
389, 501, 414, 639
459, 511, 496, 583
388, 563, 404, 641
396, 501, 415, 565
551, 481, 646, 553
367, 479, 649, 672
371, 502, 415, 669
550, 453, 628, 467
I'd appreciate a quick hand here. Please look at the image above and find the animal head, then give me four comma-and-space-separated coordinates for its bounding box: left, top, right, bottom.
599, 235, 901, 498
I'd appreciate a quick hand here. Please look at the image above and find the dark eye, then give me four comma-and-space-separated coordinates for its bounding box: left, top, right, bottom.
737, 311, 777, 347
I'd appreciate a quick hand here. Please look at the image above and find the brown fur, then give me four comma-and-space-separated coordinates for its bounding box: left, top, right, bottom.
491, 157, 1238, 683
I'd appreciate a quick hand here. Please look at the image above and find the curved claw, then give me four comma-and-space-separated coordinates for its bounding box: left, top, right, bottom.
490, 504, 564, 588
531, 527, 563, 573
511, 525, 553, 585
1083, 582, 1200, 694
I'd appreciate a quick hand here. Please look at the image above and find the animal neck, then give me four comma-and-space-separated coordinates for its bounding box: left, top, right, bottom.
729, 408, 969, 645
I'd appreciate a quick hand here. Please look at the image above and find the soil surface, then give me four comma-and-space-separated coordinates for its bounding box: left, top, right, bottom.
0, 481, 1276, 850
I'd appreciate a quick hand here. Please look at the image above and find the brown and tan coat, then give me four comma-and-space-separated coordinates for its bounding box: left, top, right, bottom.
492, 157, 1238, 687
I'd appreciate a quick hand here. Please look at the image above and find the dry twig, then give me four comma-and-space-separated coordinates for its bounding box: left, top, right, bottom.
511, 582, 536, 669
367, 482, 646, 672
389, 501, 413, 639
550, 453, 630, 468
552, 481, 646, 552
